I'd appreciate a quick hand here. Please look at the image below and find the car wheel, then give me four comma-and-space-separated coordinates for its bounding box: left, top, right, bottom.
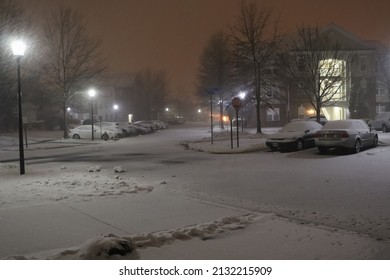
72, 134, 80, 139
101, 132, 109, 141
296, 139, 304, 151
318, 146, 328, 154
382, 125, 388, 133
352, 139, 361, 153
373, 135, 378, 147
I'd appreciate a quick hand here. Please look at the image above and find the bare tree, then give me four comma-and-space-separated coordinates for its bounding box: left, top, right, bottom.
197, 30, 233, 129
281, 24, 354, 123
231, 0, 282, 133
133, 68, 169, 120
40, 6, 106, 138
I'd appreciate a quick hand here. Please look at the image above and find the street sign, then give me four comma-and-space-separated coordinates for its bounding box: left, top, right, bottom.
231, 97, 242, 109
225, 105, 235, 120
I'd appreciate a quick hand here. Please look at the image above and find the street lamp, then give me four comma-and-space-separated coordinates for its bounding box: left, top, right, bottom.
88, 89, 96, 141
12, 40, 26, 175
113, 104, 119, 121
238, 91, 247, 131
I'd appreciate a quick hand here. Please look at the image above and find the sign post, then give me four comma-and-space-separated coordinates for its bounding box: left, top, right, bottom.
206, 88, 218, 144
231, 97, 242, 148
226, 105, 235, 149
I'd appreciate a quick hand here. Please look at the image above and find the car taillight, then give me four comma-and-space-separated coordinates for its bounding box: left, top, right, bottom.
340, 131, 349, 138
315, 132, 321, 138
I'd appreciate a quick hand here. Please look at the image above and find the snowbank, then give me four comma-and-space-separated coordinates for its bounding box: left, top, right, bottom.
7, 214, 255, 260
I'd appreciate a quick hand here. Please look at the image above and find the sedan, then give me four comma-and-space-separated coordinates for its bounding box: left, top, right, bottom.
69, 125, 115, 141
315, 119, 378, 154
266, 121, 323, 152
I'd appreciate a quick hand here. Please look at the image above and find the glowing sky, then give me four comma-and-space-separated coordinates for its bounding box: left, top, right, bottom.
20, 0, 390, 94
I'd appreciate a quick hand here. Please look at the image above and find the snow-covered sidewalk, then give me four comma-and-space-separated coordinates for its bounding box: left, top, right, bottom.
0, 162, 389, 260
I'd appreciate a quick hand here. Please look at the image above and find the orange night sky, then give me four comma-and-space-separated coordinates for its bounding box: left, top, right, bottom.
19, 0, 390, 94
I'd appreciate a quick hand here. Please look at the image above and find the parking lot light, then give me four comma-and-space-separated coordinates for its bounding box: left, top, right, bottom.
88, 89, 96, 140
12, 40, 26, 175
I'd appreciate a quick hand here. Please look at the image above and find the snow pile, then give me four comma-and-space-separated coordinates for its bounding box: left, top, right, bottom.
8, 214, 255, 260
114, 165, 126, 173
187, 128, 269, 154
51, 235, 139, 260
0, 164, 153, 208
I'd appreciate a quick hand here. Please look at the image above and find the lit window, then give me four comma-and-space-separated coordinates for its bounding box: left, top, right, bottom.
267, 108, 280, 121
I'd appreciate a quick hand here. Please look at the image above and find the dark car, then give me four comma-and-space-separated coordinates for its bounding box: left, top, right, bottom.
266, 121, 323, 152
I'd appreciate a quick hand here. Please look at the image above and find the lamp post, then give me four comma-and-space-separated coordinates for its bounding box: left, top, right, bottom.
12, 40, 26, 175
239, 91, 247, 132
113, 104, 119, 122
88, 89, 96, 141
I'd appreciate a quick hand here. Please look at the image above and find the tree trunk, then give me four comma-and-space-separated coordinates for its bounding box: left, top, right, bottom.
255, 65, 262, 133
316, 99, 322, 124
62, 101, 68, 139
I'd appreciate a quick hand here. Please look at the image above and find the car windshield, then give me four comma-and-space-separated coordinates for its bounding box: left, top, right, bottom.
280, 122, 312, 132
323, 120, 354, 129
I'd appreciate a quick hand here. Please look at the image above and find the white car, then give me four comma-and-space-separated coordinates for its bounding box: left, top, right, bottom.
97, 122, 123, 138
69, 125, 115, 141
369, 112, 390, 132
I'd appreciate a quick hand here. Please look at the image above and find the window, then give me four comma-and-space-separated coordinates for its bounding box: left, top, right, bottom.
376, 105, 386, 114
375, 59, 384, 73
376, 81, 388, 96
360, 78, 367, 89
359, 56, 367, 72
267, 108, 280, 121
266, 83, 280, 98
297, 56, 304, 72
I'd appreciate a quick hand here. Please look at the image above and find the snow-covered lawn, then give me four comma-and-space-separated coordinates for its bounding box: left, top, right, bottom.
0, 163, 152, 208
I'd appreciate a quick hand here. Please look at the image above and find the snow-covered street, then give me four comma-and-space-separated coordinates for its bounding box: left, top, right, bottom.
0, 123, 389, 259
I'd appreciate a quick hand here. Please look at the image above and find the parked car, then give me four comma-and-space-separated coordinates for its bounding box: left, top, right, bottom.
134, 121, 155, 132
292, 115, 327, 125
306, 115, 328, 125
69, 125, 115, 141
315, 119, 378, 154
369, 112, 390, 132
148, 120, 168, 130
98, 122, 123, 137
266, 121, 323, 152
132, 123, 152, 134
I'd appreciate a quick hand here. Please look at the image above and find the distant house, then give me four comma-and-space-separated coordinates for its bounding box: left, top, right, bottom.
257, 23, 390, 127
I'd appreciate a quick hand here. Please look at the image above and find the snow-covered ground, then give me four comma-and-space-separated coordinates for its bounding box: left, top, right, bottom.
1, 127, 390, 260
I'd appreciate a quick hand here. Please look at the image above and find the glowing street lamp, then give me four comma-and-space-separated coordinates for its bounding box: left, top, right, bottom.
12, 40, 26, 175
239, 91, 247, 99
88, 89, 96, 141
238, 91, 247, 131
113, 104, 119, 121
